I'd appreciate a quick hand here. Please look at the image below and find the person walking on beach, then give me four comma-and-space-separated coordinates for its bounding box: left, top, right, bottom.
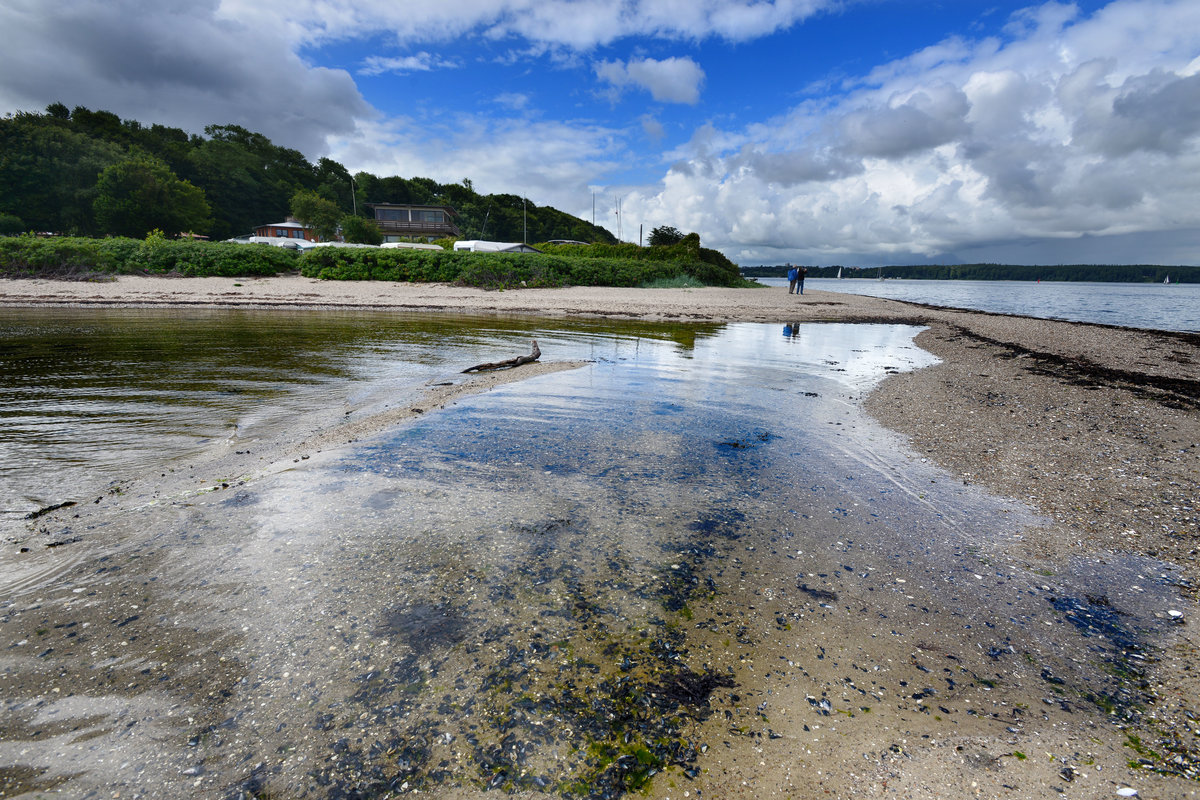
787, 264, 799, 294
797, 265, 807, 296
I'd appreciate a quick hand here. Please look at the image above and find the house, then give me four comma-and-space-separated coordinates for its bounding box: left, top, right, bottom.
453, 240, 542, 253
253, 217, 319, 242
367, 203, 461, 242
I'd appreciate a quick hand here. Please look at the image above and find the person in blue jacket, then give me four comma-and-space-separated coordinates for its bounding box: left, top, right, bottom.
787, 264, 799, 294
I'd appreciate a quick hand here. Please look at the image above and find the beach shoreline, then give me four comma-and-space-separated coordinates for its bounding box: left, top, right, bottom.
3, 276, 1198, 797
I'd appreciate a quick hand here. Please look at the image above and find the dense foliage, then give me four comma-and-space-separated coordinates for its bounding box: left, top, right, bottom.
0, 104, 616, 244
539, 234, 744, 286
0, 234, 299, 278
647, 225, 685, 247
743, 263, 1198, 283
300, 239, 747, 288
0, 233, 746, 289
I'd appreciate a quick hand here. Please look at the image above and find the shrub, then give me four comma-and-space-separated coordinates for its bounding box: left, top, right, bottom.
0, 235, 299, 277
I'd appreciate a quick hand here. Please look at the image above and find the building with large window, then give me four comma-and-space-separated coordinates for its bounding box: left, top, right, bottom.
253, 217, 318, 241
367, 203, 461, 242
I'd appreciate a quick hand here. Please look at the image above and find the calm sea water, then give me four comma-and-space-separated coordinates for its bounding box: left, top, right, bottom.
757, 277, 1200, 333
0, 308, 932, 521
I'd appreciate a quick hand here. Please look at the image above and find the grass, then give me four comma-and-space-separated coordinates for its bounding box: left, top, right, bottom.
640, 274, 706, 289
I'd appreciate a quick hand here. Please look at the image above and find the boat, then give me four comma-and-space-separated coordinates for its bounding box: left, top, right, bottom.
837, 266, 843, 279
1164, 275, 1171, 284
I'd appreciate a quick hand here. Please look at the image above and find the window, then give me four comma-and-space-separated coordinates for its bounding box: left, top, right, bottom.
376, 208, 409, 222
413, 210, 444, 223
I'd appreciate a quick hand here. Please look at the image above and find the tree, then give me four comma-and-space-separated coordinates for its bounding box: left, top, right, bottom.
290, 189, 342, 241
648, 225, 686, 247
93, 156, 211, 237
340, 214, 382, 245
0, 112, 125, 234
0, 213, 24, 236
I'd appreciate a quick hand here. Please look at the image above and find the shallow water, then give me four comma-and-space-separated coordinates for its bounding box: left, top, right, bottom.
0, 308, 727, 521
0, 313, 1190, 798
758, 277, 1200, 332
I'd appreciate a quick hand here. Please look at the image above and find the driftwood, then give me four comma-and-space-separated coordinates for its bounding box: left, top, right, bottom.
462, 339, 541, 373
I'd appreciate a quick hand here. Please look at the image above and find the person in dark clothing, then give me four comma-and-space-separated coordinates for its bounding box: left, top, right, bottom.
797, 266, 807, 295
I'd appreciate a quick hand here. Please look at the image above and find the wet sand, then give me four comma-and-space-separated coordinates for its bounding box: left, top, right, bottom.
2, 276, 1199, 799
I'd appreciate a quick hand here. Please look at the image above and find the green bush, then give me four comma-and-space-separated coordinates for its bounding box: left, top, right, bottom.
537, 237, 743, 287
0, 235, 299, 277
297, 245, 743, 289
0, 235, 111, 275
0, 234, 742, 288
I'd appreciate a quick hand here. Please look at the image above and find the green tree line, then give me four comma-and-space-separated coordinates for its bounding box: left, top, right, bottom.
0, 104, 616, 244
743, 263, 1198, 283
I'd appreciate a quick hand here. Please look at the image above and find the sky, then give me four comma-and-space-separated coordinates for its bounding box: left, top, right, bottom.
2, 0, 1199, 266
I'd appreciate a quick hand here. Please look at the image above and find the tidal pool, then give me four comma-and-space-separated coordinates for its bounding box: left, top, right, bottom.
0, 312, 1188, 799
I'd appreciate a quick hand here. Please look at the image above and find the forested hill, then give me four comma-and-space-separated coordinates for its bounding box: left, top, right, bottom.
0, 104, 617, 244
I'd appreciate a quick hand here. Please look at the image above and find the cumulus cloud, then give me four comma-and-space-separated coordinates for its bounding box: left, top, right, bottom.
595, 56, 706, 104
620, 0, 1200, 264
0, 0, 369, 155
837, 86, 970, 159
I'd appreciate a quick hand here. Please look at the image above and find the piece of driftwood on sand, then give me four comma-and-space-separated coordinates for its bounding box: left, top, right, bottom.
462, 340, 541, 373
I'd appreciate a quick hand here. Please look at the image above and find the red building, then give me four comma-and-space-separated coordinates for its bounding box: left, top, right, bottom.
253, 217, 319, 242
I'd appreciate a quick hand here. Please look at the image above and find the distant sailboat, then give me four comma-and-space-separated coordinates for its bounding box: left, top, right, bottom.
837, 266, 843, 279
1164, 275, 1171, 284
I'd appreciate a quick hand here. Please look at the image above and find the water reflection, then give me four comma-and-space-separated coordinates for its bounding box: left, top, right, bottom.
0, 309, 725, 517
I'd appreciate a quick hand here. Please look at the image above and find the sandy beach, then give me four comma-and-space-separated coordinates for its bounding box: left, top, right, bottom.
2, 275, 1198, 799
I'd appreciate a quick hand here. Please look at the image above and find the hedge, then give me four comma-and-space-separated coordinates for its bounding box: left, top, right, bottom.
0, 235, 745, 288
0, 235, 299, 277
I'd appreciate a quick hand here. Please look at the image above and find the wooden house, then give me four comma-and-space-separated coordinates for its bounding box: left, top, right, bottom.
367, 203, 461, 241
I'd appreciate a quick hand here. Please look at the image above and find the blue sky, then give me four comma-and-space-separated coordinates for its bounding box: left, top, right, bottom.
2, 0, 1198, 266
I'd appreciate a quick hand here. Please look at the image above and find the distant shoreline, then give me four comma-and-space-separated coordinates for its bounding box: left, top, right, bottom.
743, 262, 1198, 281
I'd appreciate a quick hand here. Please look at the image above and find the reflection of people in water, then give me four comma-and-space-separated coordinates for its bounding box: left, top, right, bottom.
783, 322, 800, 339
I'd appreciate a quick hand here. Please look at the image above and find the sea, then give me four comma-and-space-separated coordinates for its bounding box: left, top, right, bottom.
755, 277, 1200, 333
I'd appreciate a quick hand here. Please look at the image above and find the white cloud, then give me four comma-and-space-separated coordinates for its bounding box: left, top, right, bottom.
595, 56, 706, 104
641, 114, 666, 141
218, 0, 835, 50
327, 114, 625, 216
617, 0, 1200, 264
359, 52, 460, 76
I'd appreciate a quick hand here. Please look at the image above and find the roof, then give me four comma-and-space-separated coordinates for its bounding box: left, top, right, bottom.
256, 220, 309, 230
453, 240, 542, 253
